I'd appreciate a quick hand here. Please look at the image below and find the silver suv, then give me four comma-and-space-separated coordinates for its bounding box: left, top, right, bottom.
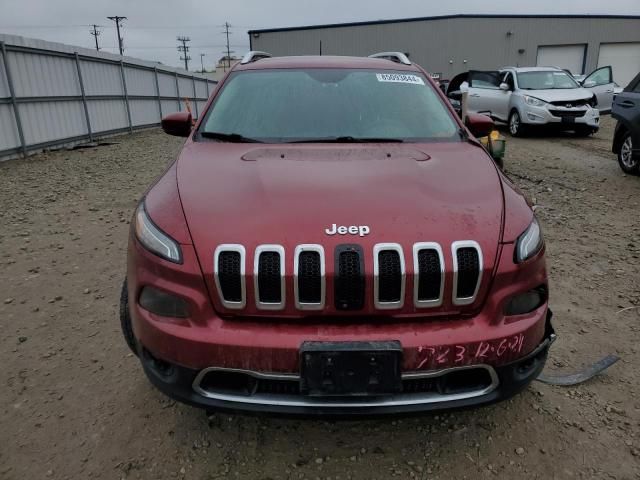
451, 66, 605, 136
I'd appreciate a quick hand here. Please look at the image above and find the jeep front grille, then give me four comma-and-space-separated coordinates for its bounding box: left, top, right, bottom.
254, 245, 285, 310
334, 245, 365, 311
452, 241, 483, 306
214, 245, 246, 309
374, 243, 405, 309
413, 242, 444, 307
213, 241, 484, 312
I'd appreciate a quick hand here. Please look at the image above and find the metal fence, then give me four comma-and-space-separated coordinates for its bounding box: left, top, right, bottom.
0, 34, 217, 161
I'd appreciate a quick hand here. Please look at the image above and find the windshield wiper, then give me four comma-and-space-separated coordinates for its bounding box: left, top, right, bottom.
288, 136, 404, 143
199, 131, 263, 143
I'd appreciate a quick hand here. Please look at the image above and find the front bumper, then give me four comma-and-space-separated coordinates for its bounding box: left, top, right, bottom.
520, 104, 599, 128
138, 312, 555, 415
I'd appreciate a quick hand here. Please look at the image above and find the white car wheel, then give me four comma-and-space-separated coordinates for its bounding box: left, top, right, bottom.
509, 111, 523, 137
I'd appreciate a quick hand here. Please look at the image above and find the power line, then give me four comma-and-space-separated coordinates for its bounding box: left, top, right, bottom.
107, 16, 127, 55
100, 44, 247, 50
0, 23, 260, 30
221, 22, 234, 72
89, 24, 102, 51
177, 36, 191, 71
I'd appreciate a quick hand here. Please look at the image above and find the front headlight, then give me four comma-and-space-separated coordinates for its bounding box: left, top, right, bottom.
524, 95, 547, 107
515, 218, 543, 263
134, 202, 182, 263
588, 94, 598, 108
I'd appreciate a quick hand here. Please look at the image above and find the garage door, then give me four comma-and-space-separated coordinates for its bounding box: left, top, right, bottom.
537, 45, 586, 75
597, 43, 640, 88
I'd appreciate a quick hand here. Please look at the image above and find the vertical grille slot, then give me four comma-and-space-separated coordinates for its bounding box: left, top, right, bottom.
374, 244, 405, 309
452, 241, 483, 306
413, 243, 444, 308
254, 245, 285, 310
214, 245, 246, 309
334, 245, 365, 311
294, 245, 325, 310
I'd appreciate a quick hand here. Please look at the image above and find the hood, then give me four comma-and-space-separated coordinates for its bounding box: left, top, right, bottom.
177, 141, 504, 317
522, 87, 593, 103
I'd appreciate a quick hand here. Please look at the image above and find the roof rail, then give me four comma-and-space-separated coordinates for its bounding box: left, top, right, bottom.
368, 52, 412, 65
241, 51, 272, 64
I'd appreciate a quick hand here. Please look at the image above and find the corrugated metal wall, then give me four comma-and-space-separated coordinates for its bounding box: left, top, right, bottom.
0, 33, 217, 161
251, 16, 640, 81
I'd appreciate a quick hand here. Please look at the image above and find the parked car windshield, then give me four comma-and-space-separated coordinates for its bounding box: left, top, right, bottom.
517, 71, 580, 90
200, 69, 459, 142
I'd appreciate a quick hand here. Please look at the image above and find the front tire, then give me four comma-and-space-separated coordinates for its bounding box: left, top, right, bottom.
508, 110, 525, 137
618, 132, 639, 175
119, 280, 138, 355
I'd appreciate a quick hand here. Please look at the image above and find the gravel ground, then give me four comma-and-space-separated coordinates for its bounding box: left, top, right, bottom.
1, 117, 639, 480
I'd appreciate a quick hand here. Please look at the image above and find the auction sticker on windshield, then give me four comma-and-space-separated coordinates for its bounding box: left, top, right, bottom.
376, 73, 425, 85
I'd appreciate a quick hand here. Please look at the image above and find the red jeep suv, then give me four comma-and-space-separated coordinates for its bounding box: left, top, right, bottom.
120, 52, 554, 414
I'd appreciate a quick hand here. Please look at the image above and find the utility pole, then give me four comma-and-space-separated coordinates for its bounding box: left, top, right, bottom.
89, 24, 102, 51
200, 53, 206, 72
177, 36, 191, 71
222, 22, 233, 70
107, 16, 126, 55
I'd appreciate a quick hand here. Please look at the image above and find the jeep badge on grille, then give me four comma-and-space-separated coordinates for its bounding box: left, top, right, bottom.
325, 224, 370, 237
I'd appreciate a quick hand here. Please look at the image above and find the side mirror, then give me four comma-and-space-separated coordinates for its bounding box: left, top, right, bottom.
583, 80, 596, 88
465, 113, 494, 138
499, 82, 510, 91
161, 112, 192, 137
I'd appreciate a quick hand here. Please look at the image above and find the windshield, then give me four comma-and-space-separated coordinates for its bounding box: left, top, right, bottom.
517, 71, 580, 90
200, 69, 459, 143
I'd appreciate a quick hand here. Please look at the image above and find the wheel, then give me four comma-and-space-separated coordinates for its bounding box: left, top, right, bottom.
119, 279, 139, 355
574, 126, 598, 137
618, 132, 639, 175
508, 110, 525, 137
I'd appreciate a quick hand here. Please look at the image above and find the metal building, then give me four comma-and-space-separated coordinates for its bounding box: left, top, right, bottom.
248, 14, 640, 87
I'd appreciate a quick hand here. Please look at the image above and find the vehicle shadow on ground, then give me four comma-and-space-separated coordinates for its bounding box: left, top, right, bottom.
144, 382, 570, 478
494, 124, 600, 141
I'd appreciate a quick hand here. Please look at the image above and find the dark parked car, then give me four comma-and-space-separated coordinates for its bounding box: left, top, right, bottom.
612, 72, 640, 175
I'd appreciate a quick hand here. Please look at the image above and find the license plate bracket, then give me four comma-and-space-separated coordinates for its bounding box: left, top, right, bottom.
300, 341, 402, 396
561, 116, 576, 123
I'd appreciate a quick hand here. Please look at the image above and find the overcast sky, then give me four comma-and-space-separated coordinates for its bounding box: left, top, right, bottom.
1, 0, 639, 70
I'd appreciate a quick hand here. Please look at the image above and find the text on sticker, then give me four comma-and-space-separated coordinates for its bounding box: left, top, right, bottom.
376, 73, 425, 85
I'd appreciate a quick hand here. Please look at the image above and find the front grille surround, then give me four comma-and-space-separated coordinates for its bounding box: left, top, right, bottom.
549, 109, 587, 118
412, 242, 445, 308
294, 244, 326, 310
451, 240, 483, 306
213, 241, 485, 312
373, 243, 406, 309
213, 244, 246, 309
254, 245, 286, 310
549, 99, 589, 107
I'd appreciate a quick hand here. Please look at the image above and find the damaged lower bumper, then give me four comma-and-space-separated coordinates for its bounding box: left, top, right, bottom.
139, 312, 556, 416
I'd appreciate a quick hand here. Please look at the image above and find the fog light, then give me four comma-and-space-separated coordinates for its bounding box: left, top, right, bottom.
139, 286, 189, 318
505, 288, 546, 316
